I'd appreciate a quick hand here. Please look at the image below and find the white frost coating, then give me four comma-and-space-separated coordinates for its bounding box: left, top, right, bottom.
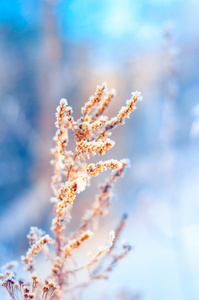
60, 98, 68, 106
98, 115, 108, 122
65, 106, 73, 115
90, 116, 109, 130
57, 154, 65, 170
82, 138, 115, 154
76, 172, 90, 194
108, 230, 115, 250
56, 98, 68, 113
122, 158, 131, 168
106, 159, 123, 170
28, 226, 45, 239
102, 81, 107, 90
118, 106, 126, 115
105, 138, 115, 147
54, 121, 58, 128
131, 90, 143, 101
60, 128, 68, 141
110, 88, 117, 97
2, 261, 19, 272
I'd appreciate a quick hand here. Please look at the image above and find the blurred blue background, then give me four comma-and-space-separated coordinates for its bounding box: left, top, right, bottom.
1, 0, 199, 299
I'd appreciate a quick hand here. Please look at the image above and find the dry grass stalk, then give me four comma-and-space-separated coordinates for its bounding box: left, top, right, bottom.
0, 83, 142, 300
